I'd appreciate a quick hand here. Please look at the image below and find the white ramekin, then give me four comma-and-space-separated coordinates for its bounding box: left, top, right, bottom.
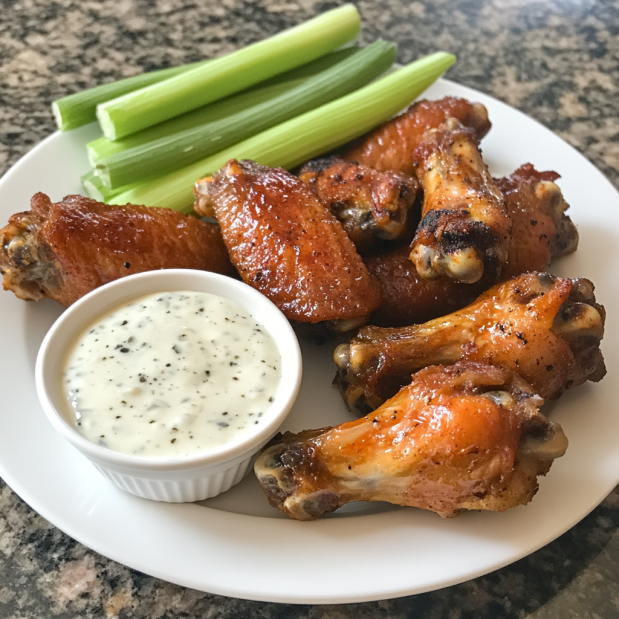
35, 269, 302, 502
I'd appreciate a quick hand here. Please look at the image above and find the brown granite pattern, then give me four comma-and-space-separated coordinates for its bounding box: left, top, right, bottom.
1, 0, 619, 617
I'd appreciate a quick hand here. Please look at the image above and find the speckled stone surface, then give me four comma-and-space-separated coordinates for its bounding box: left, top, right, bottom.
1, 0, 619, 617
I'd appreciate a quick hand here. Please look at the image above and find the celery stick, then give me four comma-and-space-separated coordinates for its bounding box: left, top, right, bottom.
53, 60, 210, 132
89, 80, 305, 166
81, 171, 105, 200
96, 42, 396, 189
109, 52, 455, 213
97, 5, 361, 140
81, 171, 139, 202
87, 47, 359, 166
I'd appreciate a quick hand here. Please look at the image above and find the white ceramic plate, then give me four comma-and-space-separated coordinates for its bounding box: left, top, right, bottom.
0, 79, 618, 604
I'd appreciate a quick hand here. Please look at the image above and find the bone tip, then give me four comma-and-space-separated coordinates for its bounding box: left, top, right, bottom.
473, 101, 487, 115
285, 491, 342, 521
333, 343, 351, 370
536, 180, 567, 213
444, 117, 464, 131
194, 176, 214, 193
410, 245, 441, 280
555, 302, 604, 341
443, 248, 484, 284
481, 390, 515, 409
519, 421, 568, 461
570, 278, 595, 302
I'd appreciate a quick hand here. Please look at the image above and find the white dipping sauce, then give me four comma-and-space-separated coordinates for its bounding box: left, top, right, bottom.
62, 291, 282, 458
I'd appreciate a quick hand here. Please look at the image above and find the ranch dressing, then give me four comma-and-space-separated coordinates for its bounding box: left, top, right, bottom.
62, 291, 281, 458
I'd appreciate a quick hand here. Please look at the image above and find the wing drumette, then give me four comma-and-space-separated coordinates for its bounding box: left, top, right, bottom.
298, 158, 419, 253
343, 96, 491, 176
0, 193, 234, 306
335, 272, 606, 413
410, 118, 511, 284
194, 159, 380, 329
255, 361, 567, 520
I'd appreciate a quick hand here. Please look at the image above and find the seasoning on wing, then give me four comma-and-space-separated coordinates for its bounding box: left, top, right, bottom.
335, 272, 606, 413
343, 96, 491, 176
298, 158, 419, 253
194, 159, 380, 328
410, 118, 511, 284
255, 362, 567, 520
0, 193, 234, 306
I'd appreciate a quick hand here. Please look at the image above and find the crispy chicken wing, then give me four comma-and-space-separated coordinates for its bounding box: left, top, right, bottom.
343, 96, 491, 176
255, 361, 567, 520
410, 118, 511, 284
367, 165, 578, 327
298, 158, 419, 253
497, 164, 578, 279
335, 272, 606, 413
194, 159, 380, 328
366, 243, 489, 327
0, 193, 233, 306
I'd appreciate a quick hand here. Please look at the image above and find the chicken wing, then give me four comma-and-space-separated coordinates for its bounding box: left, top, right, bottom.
298, 158, 419, 253
335, 272, 606, 413
497, 164, 578, 279
365, 243, 489, 327
193, 159, 380, 328
0, 193, 234, 306
367, 165, 578, 327
410, 118, 511, 284
255, 361, 567, 520
343, 96, 491, 176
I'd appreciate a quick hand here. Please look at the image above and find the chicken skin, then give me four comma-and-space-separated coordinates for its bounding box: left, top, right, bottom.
0, 193, 233, 306
366, 165, 578, 327
497, 164, 578, 279
255, 361, 567, 520
335, 272, 606, 413
343, 96, 491, 176
194, 159, 380, 328
366, 243, 489, 327
410, 118, 511, 284
298, 158, 419, 253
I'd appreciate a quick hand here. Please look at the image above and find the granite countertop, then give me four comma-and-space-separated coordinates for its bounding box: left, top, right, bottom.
1, 1, 618, 617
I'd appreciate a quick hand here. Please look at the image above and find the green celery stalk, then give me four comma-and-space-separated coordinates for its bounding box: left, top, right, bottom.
81, 170, 139, 202
89, 80, 305, 167
109, 52, 455, 213
87, 47, 359, 166
96, 5, 361, 140
96, 41, 396, 189
53, 60, 210, 132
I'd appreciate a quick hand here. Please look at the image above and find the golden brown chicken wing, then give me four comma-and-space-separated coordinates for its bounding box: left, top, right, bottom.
335, 272, 606, 413
365, 243, 489, 327
497, 164, 578, 279
255, 361, 567, 520
298, 158, 419, 253
410, 118, 511, 284
367, 165, 578, 327
193, 159, 380, 328
343, 96, 491, 176
0, 193, 234, 306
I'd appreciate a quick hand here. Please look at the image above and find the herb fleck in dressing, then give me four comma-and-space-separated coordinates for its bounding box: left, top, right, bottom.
63, 291, 281, 457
